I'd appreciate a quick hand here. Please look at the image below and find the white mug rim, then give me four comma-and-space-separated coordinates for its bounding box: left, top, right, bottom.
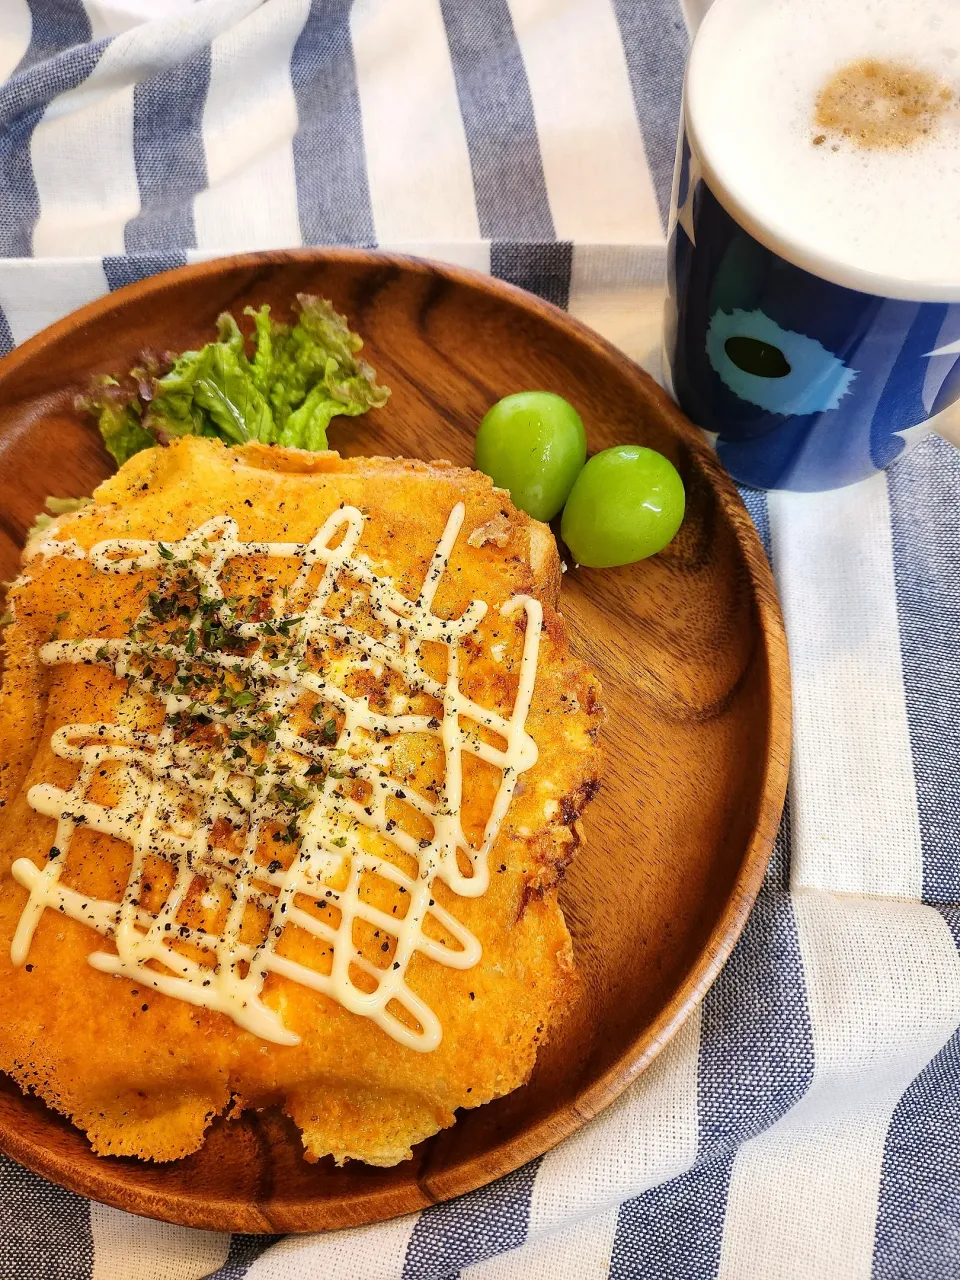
684, 0, 960, 305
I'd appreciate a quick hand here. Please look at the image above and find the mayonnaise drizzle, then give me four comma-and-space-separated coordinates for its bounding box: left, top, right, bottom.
12, 503, 542, 1051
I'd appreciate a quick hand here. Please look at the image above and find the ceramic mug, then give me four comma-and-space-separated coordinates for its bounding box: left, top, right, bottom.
664, 0, 960, 492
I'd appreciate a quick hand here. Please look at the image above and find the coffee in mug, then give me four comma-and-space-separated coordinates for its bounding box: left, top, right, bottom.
666, 0, 960, 490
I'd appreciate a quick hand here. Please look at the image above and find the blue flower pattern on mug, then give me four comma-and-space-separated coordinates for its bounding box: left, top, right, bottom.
705, 308, 857, 415
668, 170, 960, 489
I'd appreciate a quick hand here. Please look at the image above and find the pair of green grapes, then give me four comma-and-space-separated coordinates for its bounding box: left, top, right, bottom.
475, 392, 685, 568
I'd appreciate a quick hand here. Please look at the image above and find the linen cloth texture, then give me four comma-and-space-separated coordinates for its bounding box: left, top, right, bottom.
0, 2, 958, 1279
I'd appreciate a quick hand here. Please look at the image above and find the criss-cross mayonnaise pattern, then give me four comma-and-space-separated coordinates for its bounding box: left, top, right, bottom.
11, 503, 542, 1051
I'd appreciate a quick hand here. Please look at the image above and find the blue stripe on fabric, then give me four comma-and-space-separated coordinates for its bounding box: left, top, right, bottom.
0, 304, 13, 357
737, 485, 771, 560
610, 0, 688, 231
438, 0, 554, 240
887, 434, 960, 910
402, 1159, 541, 1278
610, 1159, 730, 1280
873, 1026, 960, 1280
0, 1157, 93, 1280
207, 1233, 277, 1279
490, 242, 572, 310
125, 47, 210, 254
291, 0, 374, 245
15, 0, 91, 75
103, 252, 188, 293
0, 33, 107, 257
610, 803, 813, 1278
876, 431, 960, 1274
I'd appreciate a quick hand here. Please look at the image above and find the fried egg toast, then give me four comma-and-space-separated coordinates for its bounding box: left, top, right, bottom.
0, 438, 601, 1166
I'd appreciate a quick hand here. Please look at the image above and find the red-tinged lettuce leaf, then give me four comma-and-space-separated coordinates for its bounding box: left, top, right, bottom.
75, 375, 155, 466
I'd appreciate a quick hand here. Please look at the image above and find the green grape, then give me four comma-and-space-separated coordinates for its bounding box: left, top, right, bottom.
474, 392, 586, 522
560, 445, 685, 568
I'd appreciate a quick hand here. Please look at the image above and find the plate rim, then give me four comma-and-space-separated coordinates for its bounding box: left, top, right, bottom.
0, 246, 791, 1232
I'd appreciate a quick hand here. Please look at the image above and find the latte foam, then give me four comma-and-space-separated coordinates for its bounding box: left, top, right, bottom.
688, 0, 960, 294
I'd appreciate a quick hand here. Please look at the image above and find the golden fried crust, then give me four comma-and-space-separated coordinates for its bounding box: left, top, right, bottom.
0, 439, 601, 1165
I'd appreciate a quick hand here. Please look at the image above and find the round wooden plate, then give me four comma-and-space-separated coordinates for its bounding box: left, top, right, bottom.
0, 249, 789, 1233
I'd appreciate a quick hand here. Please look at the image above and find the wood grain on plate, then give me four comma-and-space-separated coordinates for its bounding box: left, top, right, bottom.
0, 250, 790, 1233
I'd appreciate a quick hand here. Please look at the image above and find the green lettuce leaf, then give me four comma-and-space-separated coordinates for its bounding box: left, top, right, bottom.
44, 496, 94, 515
145, 342, 274, 445
78, 294, 386, 465
77, 294, 389, 465
246, 304, 281, 395
215, 311, 248, 363
25, 495, 93, 547
140, 350, 207, 444
269, 295, 390, 447
192, 344, 275, 444
76, 375, 155, 466
277, 377, 364, 451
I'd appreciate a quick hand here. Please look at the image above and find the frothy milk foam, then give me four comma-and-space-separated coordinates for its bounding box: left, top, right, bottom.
691, 0, 960, 289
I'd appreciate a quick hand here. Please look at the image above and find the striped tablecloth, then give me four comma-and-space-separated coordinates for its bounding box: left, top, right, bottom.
1, 3, 960, 1278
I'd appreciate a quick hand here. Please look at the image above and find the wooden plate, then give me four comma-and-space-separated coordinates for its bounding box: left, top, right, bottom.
0, 249, 789, 1232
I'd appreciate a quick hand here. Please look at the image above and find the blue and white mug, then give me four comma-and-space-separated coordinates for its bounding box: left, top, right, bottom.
664, 0, 960, 492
